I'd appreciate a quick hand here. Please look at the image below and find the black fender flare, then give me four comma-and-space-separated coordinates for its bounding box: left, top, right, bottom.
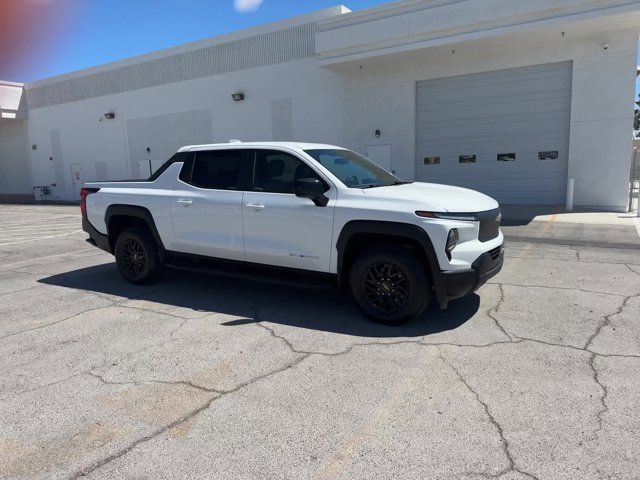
335, 220, 442, 287
105, 204, 166, 256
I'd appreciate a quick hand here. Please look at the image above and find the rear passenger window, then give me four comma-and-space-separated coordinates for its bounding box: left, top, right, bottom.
149, 152, 189, 181
189, 150, 248, 190
253, 150, 323, 194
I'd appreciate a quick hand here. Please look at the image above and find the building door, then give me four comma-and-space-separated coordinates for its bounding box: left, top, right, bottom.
366, 145, 393, 173
70, 163, 83, 200
415, 62, 572, 204
137, 160, 152, 178
150, 159, 165, 176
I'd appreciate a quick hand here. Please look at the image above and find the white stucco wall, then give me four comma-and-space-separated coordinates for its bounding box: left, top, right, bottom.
0, 120, 32, 197
25, 58, 346, 199
567, 29, 638, 209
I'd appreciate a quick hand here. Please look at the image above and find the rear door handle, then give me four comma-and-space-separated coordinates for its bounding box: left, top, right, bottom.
177, 199, 193, 207
244, 203, 265, 210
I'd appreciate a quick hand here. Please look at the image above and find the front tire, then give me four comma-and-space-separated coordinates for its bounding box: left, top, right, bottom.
350, 245, 431, 325
114, 228, 161, 284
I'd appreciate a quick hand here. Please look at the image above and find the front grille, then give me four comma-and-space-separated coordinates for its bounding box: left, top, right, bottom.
478, 208, 501, 242
488, 246, 502, 261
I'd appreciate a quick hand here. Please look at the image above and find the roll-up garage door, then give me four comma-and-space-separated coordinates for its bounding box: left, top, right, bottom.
415, 62, 572, 204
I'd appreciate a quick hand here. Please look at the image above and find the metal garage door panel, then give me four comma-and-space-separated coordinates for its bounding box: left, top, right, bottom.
415, 62, 572, 205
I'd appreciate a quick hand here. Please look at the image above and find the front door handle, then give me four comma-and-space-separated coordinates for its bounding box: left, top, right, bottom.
177, 199, 193, 207
244, 203, 265, 210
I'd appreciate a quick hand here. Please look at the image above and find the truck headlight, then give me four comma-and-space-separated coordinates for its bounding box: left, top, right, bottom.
446, 229, 459, 259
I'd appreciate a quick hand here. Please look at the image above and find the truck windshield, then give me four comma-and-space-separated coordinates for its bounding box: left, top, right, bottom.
304, 149, 405, 189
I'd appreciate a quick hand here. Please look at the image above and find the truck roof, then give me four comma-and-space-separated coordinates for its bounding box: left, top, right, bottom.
177, 141, 342, 152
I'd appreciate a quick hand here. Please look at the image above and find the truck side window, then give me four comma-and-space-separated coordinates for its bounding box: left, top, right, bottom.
253, 150, 323, 194
149, 152, 189, 181
189, 150, 248, 190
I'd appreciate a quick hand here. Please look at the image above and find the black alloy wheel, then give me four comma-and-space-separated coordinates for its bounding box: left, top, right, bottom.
114, 227, 161, 284
363, 262, 409, 313
121, 238, 147, 278
350, 245, 431, 325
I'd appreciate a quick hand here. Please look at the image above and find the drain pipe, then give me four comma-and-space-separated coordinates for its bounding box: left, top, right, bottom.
566, 178, 574, 211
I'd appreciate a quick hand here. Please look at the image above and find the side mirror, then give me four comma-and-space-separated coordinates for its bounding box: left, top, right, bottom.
293, 178, 329, 207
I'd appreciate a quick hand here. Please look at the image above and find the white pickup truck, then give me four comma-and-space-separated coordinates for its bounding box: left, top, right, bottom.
82, 142, 504, 324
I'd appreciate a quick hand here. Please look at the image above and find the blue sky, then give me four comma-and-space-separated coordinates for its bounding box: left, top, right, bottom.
8, 0, 389, 83
6, 0, 640, 99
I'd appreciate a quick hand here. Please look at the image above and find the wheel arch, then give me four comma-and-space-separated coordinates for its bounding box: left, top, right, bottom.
336, 220, 441, 291
105, 205, 166, 257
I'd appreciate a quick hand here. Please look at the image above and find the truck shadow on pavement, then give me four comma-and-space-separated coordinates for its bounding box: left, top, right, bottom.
39, 263, 480, 339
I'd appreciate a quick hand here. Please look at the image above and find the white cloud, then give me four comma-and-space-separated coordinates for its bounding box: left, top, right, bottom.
234, 0, 263, 13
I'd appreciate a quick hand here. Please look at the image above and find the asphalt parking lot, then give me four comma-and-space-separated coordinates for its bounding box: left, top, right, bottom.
1, 204, 640, 480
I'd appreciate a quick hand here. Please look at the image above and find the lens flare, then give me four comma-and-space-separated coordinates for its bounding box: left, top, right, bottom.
0, 0, 79, 80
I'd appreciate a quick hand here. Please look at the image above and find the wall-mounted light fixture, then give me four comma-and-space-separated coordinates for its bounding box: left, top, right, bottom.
231, 93, 245, 102
104, 112, 116, 120
374, 129, 381, 138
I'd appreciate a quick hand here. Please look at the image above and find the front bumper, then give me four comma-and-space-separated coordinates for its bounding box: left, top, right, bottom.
436, 244, 504, 308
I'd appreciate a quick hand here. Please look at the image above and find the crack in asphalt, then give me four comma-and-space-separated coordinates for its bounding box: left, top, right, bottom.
0, 371, 90, 402
583, 293, 640, 351
586, 353, 608, 443
573, 247, 581, 262
437, 347, 541, 480
71, 353, 311, 479
487, 283, 513, 341
87, 371, 222, 395
486, 281, 628, 298
0, 304, 120, 342
507, 255, 640, 267
0, 286, 177, 342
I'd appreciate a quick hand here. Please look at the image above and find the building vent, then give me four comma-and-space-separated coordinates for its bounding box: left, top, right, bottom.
26, 23, 319, 110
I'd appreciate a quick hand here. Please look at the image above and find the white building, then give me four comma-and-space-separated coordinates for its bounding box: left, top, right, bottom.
1, 0, 639, 210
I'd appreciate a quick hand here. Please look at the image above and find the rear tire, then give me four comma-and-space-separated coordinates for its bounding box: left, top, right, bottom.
350, 245, 431, 325
114, 228, 161, 284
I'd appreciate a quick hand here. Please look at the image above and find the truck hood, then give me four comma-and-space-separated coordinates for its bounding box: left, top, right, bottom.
362, 182, 499, 213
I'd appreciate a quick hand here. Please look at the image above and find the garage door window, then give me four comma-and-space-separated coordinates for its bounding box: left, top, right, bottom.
539, 151, 559, 161
497, 153, 516, 162
459, 155, 476, 164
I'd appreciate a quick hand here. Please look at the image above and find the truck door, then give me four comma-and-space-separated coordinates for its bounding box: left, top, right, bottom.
242, 149, 336, 272
170, 149, 250, 261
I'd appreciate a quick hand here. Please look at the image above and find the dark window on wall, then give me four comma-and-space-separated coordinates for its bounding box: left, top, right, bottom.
424, 156, 440, 165
459, 155, 476, 164
189, 150, 250, 190
539, 151, 559, 160
497, 153, 516, 162
252, 149, 323, 194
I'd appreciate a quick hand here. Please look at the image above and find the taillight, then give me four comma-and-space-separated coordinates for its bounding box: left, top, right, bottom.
80, 188, 99, 217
